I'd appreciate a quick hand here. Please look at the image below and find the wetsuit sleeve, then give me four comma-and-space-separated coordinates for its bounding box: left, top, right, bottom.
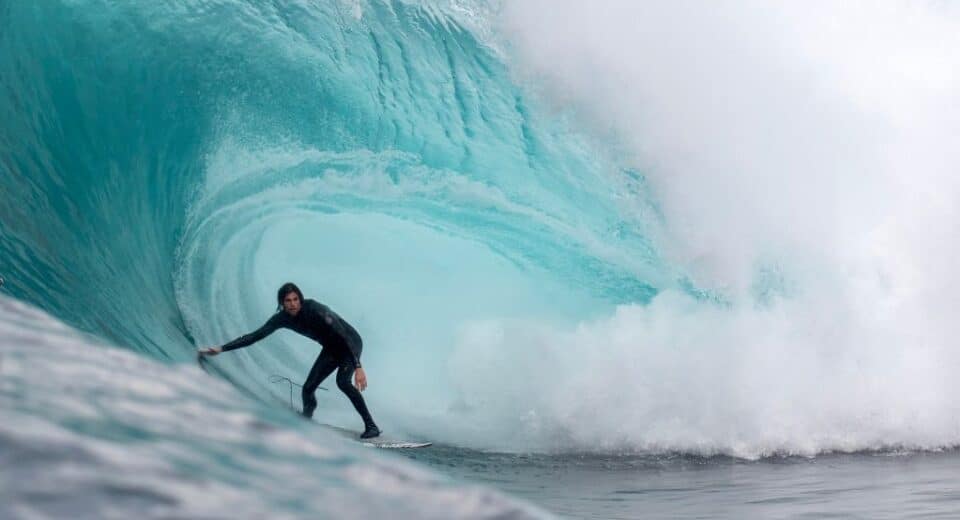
220, 313, 283, 352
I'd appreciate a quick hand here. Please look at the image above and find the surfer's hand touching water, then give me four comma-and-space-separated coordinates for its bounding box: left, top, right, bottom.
199, 346, 222, 356
354, 367, 367, 391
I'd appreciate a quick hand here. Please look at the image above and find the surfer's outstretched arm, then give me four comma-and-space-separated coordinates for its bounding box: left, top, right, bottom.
200, 313, 284, 356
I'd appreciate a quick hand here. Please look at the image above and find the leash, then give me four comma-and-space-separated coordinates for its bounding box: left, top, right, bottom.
269, 374, 326, 409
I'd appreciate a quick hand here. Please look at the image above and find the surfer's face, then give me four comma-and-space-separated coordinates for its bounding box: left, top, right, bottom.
282, 292, 302, 316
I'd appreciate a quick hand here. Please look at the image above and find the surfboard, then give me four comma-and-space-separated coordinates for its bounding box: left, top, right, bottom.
319, 423, 432, 449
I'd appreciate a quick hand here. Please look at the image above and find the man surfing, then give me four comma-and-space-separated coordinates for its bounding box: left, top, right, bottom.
199, 282, 380, 439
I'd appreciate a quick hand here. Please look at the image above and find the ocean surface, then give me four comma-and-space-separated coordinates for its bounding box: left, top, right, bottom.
3, 1, 960, 518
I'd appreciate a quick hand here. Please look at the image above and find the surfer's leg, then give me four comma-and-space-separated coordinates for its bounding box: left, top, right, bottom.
335, 362, 377, 430
301, 350, 337, 418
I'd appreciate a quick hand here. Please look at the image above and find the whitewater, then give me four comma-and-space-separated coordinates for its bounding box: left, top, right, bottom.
3, 0, 960, 518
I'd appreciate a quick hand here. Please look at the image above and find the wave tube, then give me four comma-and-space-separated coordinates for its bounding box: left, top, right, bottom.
5, 0, 957, 465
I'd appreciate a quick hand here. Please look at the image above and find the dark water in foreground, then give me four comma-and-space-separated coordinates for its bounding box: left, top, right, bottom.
408, 447, 960, 519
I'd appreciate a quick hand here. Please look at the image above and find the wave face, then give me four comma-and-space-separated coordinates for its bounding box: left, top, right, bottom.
2, 0, 960, 482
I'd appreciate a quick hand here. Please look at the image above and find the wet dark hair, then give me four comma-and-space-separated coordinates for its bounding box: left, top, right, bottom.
276, 282, 304, 310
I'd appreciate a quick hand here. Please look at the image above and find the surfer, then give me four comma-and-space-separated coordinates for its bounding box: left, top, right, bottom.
199, 282, 380, 439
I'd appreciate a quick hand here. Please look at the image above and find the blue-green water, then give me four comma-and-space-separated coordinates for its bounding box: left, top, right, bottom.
0, 1, 659, 516
3, 1, 960, 518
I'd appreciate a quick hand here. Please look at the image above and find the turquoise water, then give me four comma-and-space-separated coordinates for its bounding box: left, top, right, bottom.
0, 1, 658, 516
1, 0, 677, 446
0, 0, 661, 414
4, 1, 960, 518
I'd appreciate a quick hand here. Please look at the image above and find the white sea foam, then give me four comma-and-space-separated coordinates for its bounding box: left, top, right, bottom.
432, 1, 960, 457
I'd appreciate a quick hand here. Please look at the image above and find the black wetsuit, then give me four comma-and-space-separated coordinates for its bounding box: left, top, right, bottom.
220, 299, 376, 428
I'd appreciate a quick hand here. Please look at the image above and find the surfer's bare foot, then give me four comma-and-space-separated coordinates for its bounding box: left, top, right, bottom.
360, 425, 380, 439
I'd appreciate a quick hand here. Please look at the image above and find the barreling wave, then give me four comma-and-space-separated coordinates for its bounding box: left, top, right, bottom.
2, 0, 960, 472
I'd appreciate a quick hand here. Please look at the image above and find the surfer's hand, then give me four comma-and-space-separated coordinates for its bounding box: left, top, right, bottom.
199, 346, 221, 356
354, 367, 367, 391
